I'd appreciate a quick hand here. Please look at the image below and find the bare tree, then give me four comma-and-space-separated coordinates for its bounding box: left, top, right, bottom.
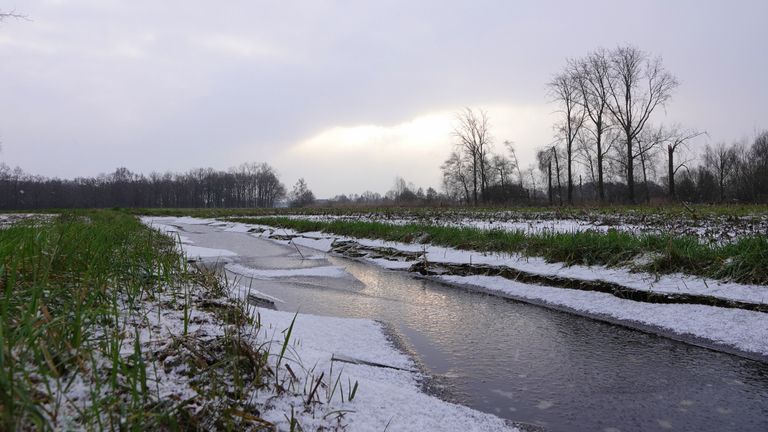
504, 140, 524, 188
605, 45, 678, 203
704, 142, 739, 202
536, 149, 553, 205
441, 151, 471, 203
490, 154, 514, 187
289, 178, 315, 207
574, 132, 598, 196
0, 9, 26, 22
548, 72, 585, 204
664, 125, 705, 199
526, 164, 538, 202
453, 108, 492, 205
572, 49, 612, 202
550, 145, 564, 206
635, 126, 665, 204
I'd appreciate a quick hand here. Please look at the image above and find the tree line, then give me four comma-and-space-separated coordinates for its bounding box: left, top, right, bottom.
0, 162, 291, 209
441, 45, 768, 205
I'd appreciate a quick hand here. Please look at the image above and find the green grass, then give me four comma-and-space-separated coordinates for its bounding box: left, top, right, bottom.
0, 210, 191, 430
0, 210, 363, 431
236, 216, 768, 285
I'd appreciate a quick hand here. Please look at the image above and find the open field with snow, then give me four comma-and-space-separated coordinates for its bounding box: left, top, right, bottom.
5, 209, 767, 431
134, 204, 768, 241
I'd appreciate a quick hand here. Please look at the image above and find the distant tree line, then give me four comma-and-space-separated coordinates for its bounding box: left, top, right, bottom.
0, 162, 289, 209
441, 44, 768, 205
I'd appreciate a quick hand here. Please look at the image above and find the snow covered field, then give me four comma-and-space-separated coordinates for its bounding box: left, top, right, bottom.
272, 210, 768, 243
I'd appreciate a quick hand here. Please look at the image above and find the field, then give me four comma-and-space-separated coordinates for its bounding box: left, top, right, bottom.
131, 205, 768, 285
3, 206, 768, 430
0, 211, 376, 431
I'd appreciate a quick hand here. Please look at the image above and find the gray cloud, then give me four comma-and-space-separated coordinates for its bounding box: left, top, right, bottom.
0, 0, 766, 196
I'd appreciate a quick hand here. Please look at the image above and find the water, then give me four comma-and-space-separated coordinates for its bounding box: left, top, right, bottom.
179, 222, 768, 432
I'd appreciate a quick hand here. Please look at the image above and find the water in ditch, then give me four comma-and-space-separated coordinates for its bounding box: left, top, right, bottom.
178, 222, 768, 432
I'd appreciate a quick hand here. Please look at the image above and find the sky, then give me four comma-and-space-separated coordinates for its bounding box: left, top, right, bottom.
0, 0, 766, 198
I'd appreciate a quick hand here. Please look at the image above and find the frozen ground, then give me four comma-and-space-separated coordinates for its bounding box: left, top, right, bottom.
0, 212, 55, 228
143, 216, 768, 360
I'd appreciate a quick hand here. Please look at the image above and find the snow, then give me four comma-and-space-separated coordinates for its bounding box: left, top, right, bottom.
182, 244, 238, 259
254, 308, 517, 431
269, 211, 768, 243
145, 216, 768, 305
137, 215, 519, 430
202, 217, 768, 359
437, 274, 768, 356
141, 216, 238, 259
317, 236, 768, 306
135, 214, 768, 420
226, 263, 350, 279
289, 234, 336, 252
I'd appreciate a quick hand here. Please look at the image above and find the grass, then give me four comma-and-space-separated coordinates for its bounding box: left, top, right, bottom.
235, 216, 768, 285
0, 210, 362, 431
0, 210, 188, 430
129, 203, 768, 219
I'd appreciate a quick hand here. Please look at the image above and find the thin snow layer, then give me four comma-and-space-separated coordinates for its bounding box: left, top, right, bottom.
139, 216, 237, 259
255, 308, 517, 432
231, 283, 285, 304
349, 238, 768, 305
275, 212, 768, 243
289, 233, 335, 252
437, 274, 768, 357
182, 244, 238, 258
282, 213, 633, 235
226, 263, 349, 279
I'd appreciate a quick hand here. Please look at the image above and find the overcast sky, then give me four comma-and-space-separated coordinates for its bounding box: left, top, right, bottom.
1, 0, 766, 197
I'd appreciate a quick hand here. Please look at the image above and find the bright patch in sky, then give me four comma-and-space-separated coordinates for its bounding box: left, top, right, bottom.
274, 105, 551, 197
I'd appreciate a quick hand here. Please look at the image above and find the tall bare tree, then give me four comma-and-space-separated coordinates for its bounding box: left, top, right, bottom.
453, 108, 492, 205
548, 72, 585, 204
605, 45, 678, 203
572, 49, 612, 202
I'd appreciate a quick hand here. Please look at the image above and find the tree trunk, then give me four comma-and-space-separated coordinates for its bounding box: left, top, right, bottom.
640, 151, 650, 204
667, 145, 675, 199
626, 128, 635, 203
597, 134, 605, 202
553, 148, 563, 206
567, 144, 573, 204
472, 154, 478, 206
548, 160, 553, 205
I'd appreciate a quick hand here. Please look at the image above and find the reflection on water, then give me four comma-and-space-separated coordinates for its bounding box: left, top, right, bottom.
185, 223, 768, 432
